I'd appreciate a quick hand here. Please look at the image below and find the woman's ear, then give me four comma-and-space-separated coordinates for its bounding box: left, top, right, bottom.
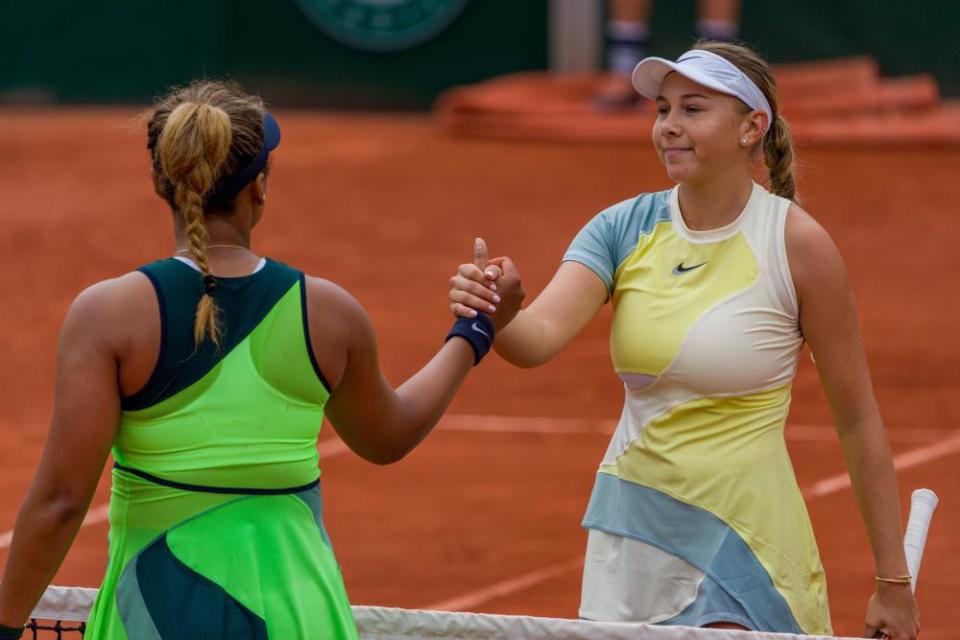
740, 109, 769, 147
255, 172, 268, 203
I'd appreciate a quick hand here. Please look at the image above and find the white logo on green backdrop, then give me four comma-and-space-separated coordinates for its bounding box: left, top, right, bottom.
295, 0, 470, 52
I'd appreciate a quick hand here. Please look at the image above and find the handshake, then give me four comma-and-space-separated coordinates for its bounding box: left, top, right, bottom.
448, 238, 525, 333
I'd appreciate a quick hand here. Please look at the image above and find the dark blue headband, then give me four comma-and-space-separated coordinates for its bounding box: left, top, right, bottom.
163, 111, 281, 204
207, 111, 281, 202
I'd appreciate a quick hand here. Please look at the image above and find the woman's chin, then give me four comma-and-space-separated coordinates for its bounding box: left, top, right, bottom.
664, 164, 694, 183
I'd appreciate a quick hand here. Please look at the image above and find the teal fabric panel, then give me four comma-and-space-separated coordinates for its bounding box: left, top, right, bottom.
664, 574, 755, 630
115, 553, 163, 640
582, 472, 804, 634
563, 190, 672, 296
121, 258, 300, 410
295, 485, 333, 549
133, 534, 268, 639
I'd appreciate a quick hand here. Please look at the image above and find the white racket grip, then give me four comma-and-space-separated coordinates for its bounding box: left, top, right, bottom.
903, 488, 938, 593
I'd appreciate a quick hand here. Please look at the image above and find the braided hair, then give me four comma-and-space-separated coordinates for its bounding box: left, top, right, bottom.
146, 81, 266, 346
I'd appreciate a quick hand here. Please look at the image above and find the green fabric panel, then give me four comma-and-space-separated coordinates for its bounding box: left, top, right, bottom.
165, 495, 358, 639
122, 258, 303, 411
85, 484, 243, 639
114, 281, 329, 490
93, 263, 336, 637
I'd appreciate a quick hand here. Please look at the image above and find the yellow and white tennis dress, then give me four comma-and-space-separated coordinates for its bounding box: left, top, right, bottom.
566, 183, 831, 634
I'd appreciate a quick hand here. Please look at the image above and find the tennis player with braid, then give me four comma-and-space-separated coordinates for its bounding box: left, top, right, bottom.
452, 42, 920, 638
0, 81, 520, 639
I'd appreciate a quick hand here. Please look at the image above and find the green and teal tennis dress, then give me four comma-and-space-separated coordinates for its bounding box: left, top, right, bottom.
85, 257, 359, 639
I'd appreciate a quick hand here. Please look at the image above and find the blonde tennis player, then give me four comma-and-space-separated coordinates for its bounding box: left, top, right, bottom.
0, 80, 522, 640
450, 42, 920, 639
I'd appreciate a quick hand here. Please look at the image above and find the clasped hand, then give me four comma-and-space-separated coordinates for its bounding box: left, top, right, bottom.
448, 238, 524, 333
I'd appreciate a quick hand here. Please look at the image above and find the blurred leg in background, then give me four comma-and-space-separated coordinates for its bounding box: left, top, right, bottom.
696, 0, 741, 42
596, 0, 652, 110
595, 0, 741, 111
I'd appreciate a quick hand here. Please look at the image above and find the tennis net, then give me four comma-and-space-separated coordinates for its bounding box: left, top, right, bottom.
26, 585, 856, 639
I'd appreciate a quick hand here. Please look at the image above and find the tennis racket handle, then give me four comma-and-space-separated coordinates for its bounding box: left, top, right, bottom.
903, 488, 938, 593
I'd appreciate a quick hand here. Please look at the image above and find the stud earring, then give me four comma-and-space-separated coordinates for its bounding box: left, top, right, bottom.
740, 138, 748, 146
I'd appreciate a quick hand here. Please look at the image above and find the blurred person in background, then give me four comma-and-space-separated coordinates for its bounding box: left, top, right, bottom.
597, 0, 741, 109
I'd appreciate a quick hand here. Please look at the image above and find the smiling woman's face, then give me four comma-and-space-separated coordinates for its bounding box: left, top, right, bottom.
651, 72, 751, 185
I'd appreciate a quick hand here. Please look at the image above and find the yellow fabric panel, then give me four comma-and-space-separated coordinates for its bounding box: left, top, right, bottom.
602, 384, 829, 634
610, 222, 758, 376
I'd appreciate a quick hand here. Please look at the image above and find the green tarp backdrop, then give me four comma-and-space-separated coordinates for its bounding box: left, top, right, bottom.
2, 1, 957, 107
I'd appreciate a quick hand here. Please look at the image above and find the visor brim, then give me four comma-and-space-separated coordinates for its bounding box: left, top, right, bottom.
631, 57, 737, 101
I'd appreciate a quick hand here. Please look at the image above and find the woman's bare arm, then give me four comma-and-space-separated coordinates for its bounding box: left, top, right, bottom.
450, 260, 607, 368
787, 205, 919, 640
0, 280, 130, 627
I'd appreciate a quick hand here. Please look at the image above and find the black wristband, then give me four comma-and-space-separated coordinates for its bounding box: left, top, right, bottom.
0, 623, 24, 639
445, 314, 495, 365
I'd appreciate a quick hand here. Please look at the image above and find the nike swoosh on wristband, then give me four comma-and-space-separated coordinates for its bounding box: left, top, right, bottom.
672, 261, 707, 275
471, 322, 491, 340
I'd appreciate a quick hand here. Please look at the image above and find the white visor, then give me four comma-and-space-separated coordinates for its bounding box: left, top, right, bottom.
632, 49, 773, 133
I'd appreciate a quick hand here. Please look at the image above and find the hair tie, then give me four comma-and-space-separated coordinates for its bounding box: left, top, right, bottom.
203, 275, 218, 296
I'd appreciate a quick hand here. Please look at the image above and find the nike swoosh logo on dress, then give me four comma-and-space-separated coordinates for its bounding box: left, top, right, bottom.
672, 262, 707, 275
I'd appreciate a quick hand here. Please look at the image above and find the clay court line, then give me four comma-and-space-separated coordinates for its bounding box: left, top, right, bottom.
802, 430, 960, 499
2, 419, 956, 551
422, 557, 587, 612
0, 503, 111, 550
420, 431, 960, 612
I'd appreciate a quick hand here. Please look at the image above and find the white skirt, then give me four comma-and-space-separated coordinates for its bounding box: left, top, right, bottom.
579, 528, 705, 623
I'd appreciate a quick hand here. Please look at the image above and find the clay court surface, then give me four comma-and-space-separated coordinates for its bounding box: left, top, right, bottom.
1, 109, 958, 637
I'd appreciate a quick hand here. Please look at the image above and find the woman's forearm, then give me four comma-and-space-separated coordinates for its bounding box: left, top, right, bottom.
387, 338, 475, 458
0, 492, 90, 627
837, 418, 909, 577
492, 309, 554, 368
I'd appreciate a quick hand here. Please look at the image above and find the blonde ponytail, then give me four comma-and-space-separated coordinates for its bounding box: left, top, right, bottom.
147, 81, 269, 347
763, 115, 797, 201
156, 101, 233, 346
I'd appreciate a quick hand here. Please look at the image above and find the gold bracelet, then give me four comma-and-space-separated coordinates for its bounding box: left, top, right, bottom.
875, 575, 912, 585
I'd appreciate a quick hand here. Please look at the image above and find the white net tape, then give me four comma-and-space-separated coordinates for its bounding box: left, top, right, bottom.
33, 586, 861, 639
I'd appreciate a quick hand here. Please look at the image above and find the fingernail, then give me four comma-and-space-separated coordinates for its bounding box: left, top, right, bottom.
490, 283, 498, 291
487, 305, 496, 313
469, 309, 478, 317
492, 294, 501, 303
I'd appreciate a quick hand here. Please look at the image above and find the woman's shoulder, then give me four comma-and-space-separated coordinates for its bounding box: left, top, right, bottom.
62, 270, 158, 351
301, 275, 370, 335
784, 203, 847, 298
72, 271, 156, 314
785, 203, 838, 257
581, 188, 673, 242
